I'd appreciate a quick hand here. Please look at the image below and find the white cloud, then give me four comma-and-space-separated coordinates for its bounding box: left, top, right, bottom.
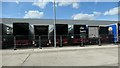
24, 10, 44, 18
32, 0, 52, 9
72, 11, 102, 20
104, 7, 120, 15
58, 2, 72, 6
72, 13, 95, 20
32, 0, 80, 9
32, 2, 47, 9
25, 11, 27, 13
15, 0, 19, 4
58, 2, 79, 9
72, 3, 79, 9
93, 11, 102, 16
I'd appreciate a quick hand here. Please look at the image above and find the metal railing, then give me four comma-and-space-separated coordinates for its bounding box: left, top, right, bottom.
1, 34, 119, 50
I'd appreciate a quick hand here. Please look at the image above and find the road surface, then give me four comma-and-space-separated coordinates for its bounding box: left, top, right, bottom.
2, 45, 118, 66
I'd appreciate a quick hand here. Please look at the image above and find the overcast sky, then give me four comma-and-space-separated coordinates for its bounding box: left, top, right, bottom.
1, 2, 120, 21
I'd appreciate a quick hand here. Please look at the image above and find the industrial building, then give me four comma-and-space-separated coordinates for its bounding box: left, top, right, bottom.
0, 18, 119, 49
1, 18, 118, 25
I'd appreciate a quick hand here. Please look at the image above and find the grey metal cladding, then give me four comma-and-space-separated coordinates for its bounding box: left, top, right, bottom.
1, 18, 118, 26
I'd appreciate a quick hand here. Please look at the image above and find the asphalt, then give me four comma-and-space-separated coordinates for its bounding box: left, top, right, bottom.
1, 44, 119, 66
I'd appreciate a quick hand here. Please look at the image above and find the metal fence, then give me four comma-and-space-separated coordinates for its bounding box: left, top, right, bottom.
1, 34, 119, 50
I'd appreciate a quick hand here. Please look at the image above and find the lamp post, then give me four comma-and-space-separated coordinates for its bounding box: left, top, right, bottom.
53, 0, 56, 47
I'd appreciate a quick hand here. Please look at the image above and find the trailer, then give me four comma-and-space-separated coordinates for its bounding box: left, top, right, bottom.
108, 23, 120, 43
48, 27, 54, 47
88, 26, 99, 44
13, 23, 34, 46
1, 24, 13, 49
99, 25, 113, 44
34, 25, 49, 47
73, 25, 89, 45
68, 25, 74, 45
55, 24, 68, 46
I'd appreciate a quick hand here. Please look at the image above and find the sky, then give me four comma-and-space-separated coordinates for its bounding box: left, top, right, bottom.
1, 2, 120, 21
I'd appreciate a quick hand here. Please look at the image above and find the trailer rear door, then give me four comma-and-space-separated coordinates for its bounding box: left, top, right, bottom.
88, 26, 99, 38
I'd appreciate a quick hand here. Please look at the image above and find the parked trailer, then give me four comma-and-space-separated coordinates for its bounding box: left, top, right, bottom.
99, 26, 113, 44
34, 25, 49, 47
73, 25, 89, 45
88, 26, 99, 44
108, 23, 120, 43
1, 24, 13, 49
68, 25, 74, 45
49, 27, 54, 47
13, 23, 34, 46
55, 24, 68, 46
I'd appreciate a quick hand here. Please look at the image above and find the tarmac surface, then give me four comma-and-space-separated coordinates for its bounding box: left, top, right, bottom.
1, 44, 119, 66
